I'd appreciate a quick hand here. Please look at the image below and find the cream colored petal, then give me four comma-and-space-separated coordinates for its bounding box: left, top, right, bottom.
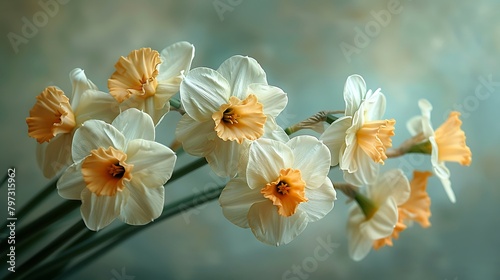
344, 75, 366, 116
119, 183, 164, 225
175, 114, 216, 157
181, 67, 230, 122
112, 108, 155, 142
248, 83, 287, 117
246, 138, 293, 189
343, 147, 380, 186
361, 197, 398, 240
206, 139, 241, 177
287, 135, 331, 189
347, 205, 373, 261
37, 133, 73, 178
217, 55, 267, 100
320, 116, 352, 166
73, 90, 120, 125
157, 41, 195, 81
69, 68, 98, 111
430, 137, 455, 203
72, 120, 126, 162
219, 177, 266, 228
418, 99, 435, 138
80, 188, 123, 231
248, 200, 309, 246
370, 169, 410, 206
126, 139, 176, 187
262, 117, 289, 142
57, 161, 85, 200
363, 90, 386, 121
299, 177, 336, 222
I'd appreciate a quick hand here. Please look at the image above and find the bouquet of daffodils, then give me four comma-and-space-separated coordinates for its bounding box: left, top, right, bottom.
10, 41, 471, 278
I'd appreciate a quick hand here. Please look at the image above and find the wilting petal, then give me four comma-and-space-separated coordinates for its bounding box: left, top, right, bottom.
248, 200, 309, 246
217, 55, 267, 100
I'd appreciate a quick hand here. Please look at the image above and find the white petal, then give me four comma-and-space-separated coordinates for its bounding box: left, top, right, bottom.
347, 205, 373, 261
37, 133, 73, 178
69, 68, 98, 110
361, 197, 398, 240
112, 109, 155, 142
175, 114, 216, 157
344, 74, 367, 116
57, 161, 85, 200
118, 95, 169, 125
219, 177, 266, 228
248, 201, 309, 246
73, 90, 120, 125
406, 116, 424, 136
120, 183, 164, 225
418, 99, 435, 137
343, 147, 379, 186
126, 139, 177, 187
320, 116, 352, 166
181, 67, 230, 122
217, 55, 267, 100
287, 135, 331, 189
299, 178, 336, 222
262, 118, 289, 142
246, 138, 293, 189
72, 120, 126, 162
157, 41, 195, 81
248, 84, 287, 117
206, 139, 241, 177
430, 137, 455, 203
363, 90, 386, 121
80, 188, 122, 231
370, 169, 410, 206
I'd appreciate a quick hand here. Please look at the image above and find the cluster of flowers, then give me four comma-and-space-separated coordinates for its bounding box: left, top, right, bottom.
26, 41, 471, 261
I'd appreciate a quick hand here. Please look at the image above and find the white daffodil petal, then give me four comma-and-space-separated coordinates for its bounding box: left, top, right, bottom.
320, 116, 352, 166
72, 120, 126, 162
73, 90, 120, 125
347, 205, 373, 261
37, 133, 73, 178
176, 114, 216, 157
248, 201, 309, 246
406, 116, 424, 136
262, 118, 289, 142
248, 83, 287, 117
288, 135, 331, 189
112, 109, 155, 142
217, 55, 267, 100
344, 74, 367, 116
299, 178, 336, 222
157, 41, 195, 81
219, 177, 267, 228
69, 68, 98, 110
80, 188, 122, 231
418, 99, 435, 137
206, 139, 241, 177
57, 161, 85, 200
126, 139, 176, 187
370, 169, 410, 206
247, 139, 293, 189
363, 90, 386, 121
120, 184, 164, 225
344, 148, 379, 186
181, 67, 230, 122
361, 197, 398, 240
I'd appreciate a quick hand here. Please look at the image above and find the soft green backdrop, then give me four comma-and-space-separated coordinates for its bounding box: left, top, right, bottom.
1, 0, 499, 279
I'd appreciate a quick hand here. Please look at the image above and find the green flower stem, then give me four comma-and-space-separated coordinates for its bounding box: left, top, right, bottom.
169, 97, 182, 110
326, 114, 339, 124
8, 220, 86, 280
26, 185, 225, 279
354, 192, 378, 220
167, 157, 207, 184
0, 172, 7, 189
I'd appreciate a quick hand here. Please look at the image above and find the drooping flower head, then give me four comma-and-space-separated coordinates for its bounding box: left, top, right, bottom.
176, 55, 289, 177
320, 75, 395, 186
26, 68, 120, 178
57, 109, 177, 231
373, 170, 432, 249
219, 136, 336, 246
407, 99, 472, 202
347, 169, 410, 261
108, 42, 195, 124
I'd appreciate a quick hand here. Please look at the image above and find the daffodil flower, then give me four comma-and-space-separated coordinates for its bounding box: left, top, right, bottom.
108, 41, 195, 125
406, 99, 472, 203
373, 170, 432, 249
320, 75, 395, 186
176, 55, 289, 177
219, 136, 336, 246
26, 68, 120, 178
347, 169, 410, 261
57, 109, 176, 231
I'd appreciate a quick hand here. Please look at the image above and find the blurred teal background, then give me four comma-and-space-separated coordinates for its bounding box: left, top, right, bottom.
1, 0, 499, 279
